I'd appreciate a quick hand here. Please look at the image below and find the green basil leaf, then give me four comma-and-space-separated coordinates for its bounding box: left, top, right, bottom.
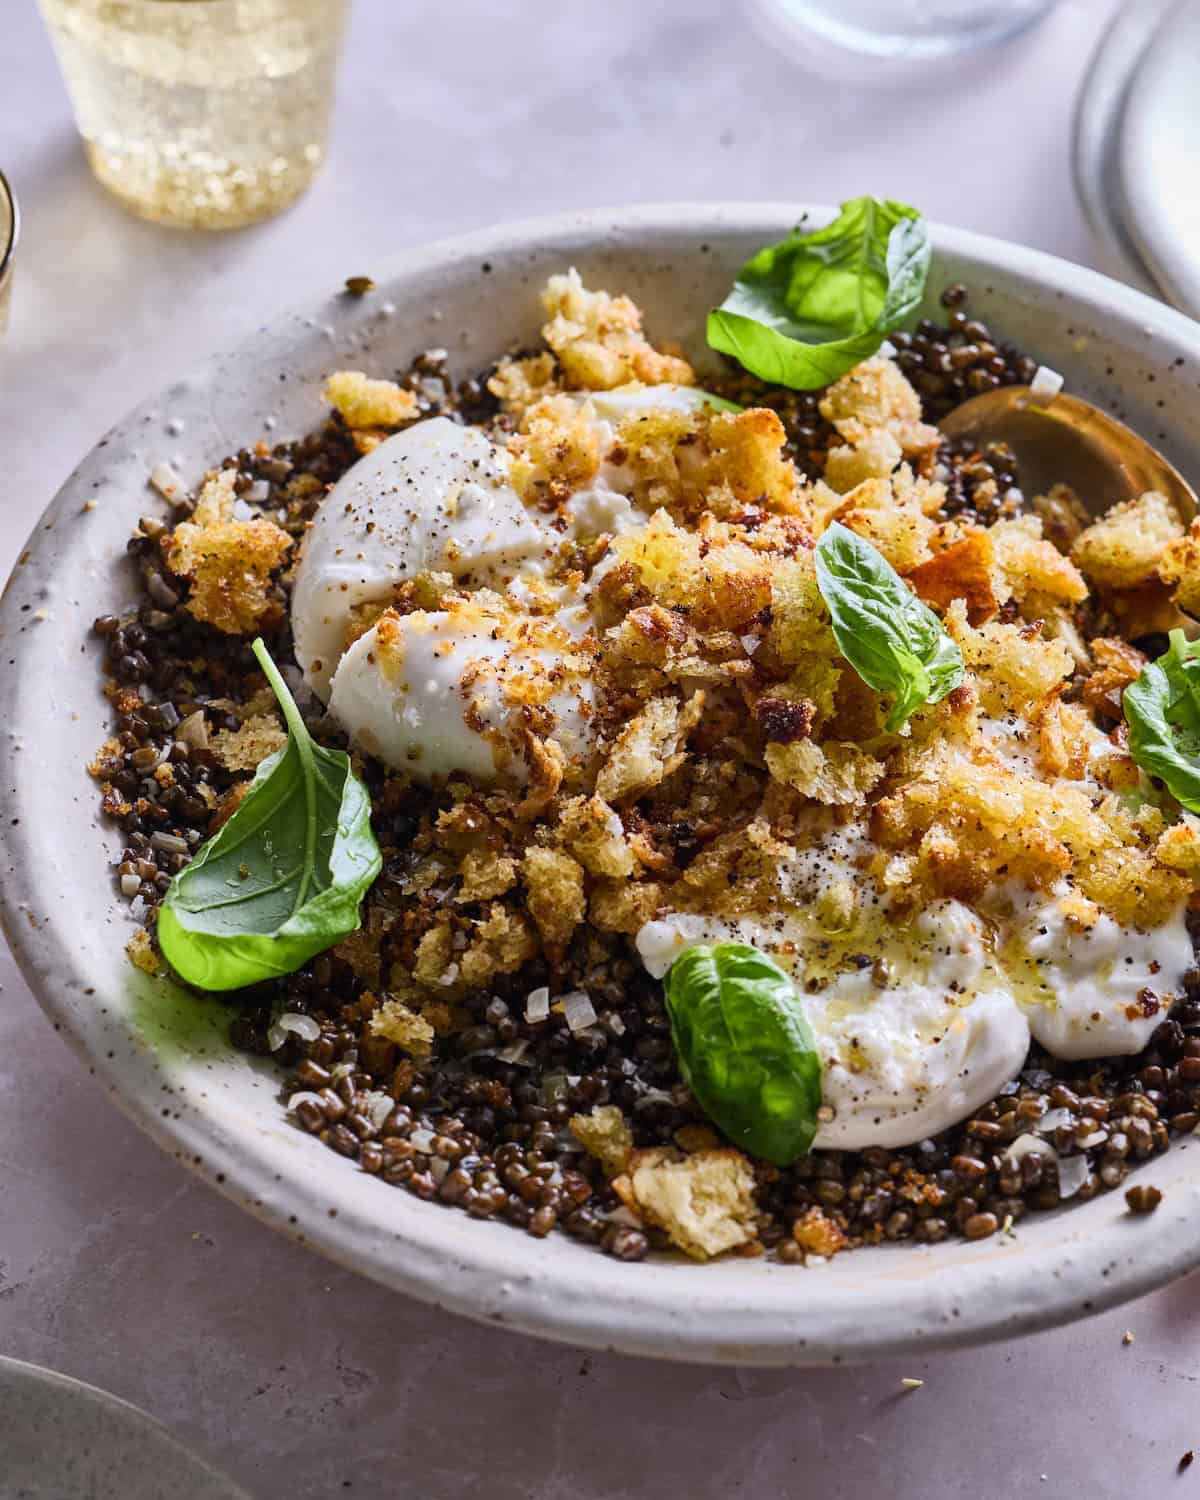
1124, 629, 1200, 812
664, 942, 822, 1166
157, 639, 382, 991
706, 196, 931, 391
815, 521, 963, 732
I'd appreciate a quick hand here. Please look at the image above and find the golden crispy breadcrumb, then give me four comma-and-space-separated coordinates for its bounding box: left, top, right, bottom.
1071, 490, 1183, 591
614, 1147, 758, 1260
540, 269, 694, 390
164, 470, 292, 635
323, 371, 420, 430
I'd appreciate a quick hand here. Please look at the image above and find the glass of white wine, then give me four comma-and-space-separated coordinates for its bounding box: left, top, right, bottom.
37, 0, 349, 230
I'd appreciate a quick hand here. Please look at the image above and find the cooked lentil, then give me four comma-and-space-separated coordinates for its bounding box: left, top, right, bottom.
88, 296, 1200, 1264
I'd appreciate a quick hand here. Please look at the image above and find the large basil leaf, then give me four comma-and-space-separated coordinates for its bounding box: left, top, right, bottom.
1124, 629, 1200, 812
157, 639, 382, 991
815, 521, 963, 732
706, 196, 931, 390
664, 943, 822, 1166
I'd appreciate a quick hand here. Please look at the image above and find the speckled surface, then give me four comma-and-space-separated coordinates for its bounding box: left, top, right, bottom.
0, 1356, 250, 1499
11, 0, 1200, 1495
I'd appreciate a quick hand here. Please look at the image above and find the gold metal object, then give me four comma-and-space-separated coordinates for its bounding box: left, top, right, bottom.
939, 385, 1198, 521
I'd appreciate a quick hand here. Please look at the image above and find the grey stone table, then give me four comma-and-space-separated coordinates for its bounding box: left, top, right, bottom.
5, 2, 1200, 1495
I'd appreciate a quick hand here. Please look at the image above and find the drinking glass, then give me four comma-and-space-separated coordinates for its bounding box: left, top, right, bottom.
37, 0, 349, 230
752, 0, 1060, 63
0, 172, 18, 336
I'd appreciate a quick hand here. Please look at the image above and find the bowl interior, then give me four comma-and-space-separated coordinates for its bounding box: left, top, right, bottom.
5, 204, 1200, 1366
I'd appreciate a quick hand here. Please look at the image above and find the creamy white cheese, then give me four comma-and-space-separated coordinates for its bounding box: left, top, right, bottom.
636, 882, 1192, 1149
637, 903, 1031, 1150
328, 607, 595, 785
291, 419, 553, 699
994, 883, 1191, 1059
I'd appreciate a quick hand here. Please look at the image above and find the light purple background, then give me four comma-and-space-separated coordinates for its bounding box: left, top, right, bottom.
5, 3, 1199, 1495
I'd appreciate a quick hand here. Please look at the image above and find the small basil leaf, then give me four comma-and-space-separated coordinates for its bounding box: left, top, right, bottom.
706, 196, 931, 391
157, 639, 382, 991
815, 521, 963, 732
1124, 629, 1200, 812
664, 942, 822, 1166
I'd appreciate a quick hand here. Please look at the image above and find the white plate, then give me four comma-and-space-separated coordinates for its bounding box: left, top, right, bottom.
1120, 0, 1200, 317
4, 205, 1200, 1366
1072, 0, 1175, 298
0, 1356, 249, 1499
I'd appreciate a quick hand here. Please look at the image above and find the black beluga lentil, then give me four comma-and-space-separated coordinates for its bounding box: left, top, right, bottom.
89, 299, 1196, 1262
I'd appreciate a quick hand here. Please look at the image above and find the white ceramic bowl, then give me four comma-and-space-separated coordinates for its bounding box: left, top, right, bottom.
4, 204, 1200, 1367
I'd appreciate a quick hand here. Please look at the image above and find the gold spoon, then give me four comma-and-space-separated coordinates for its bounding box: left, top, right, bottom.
938, 385, 1198, 522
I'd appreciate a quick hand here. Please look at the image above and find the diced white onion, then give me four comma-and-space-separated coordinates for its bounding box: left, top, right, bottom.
1006, 1133, 1058, 1163
364, 1090, 395, 1129
430, 1156, 451, 1185
498, 1039, 531, 1065
149, 461, 186, 503
740, 634, 760, 657
267, 1023, 287, 1052
287, 1090, 325, 1114
1034, 1107, 1075, 1135
1057, 1153, 1089, 1200
1077, 1129, 1108, 1150
120, 872, 141, 899
601, 1205, 644, 1228
562, 990, 597, 1032
525, 986, 550, 1023
409, 1127, 436, 1153
277, 1012, 322, 1043
1029, 364, 1064, 402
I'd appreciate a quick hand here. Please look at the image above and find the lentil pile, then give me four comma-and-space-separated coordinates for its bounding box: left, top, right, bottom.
90, 286, 1186, 1264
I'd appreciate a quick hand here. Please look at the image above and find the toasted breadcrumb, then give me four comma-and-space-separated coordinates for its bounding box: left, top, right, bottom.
457, 848, 519, 902
616, 1147, 758, 1260
509, 394, 601, 508
766, 739, 884, 808
819, 356, 940, 463
164, 470, 292, 636
487, 352, 559, 418
522, 846, 587, 955
210, 713, 286, 772
596, 692, 702, 803
557, 795, 636, 878
1071, 490, 1183, 590
569, 1104, 634, 1177
323, 371, 420, 430
907, 532, 1000, 625
823, 428, 903, 492
458, 903, 538, 987
1157, 517, 1200, 616
540, 269, 694, 390
792, 1205, 849, 1257
989, 514, 1087, 611
368, 994, 436, 1057
126, 927, 164, 978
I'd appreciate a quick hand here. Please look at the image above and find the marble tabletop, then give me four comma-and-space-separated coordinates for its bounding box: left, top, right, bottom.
5, 2, 1200, 1496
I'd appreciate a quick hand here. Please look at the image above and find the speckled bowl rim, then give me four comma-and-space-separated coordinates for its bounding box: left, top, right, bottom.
5, 202, 1200, 1368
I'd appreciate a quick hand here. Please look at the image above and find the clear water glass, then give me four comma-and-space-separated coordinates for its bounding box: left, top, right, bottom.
0, 173, 17, 337
37, 0, 348, 230
752, 0, 1060, 62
